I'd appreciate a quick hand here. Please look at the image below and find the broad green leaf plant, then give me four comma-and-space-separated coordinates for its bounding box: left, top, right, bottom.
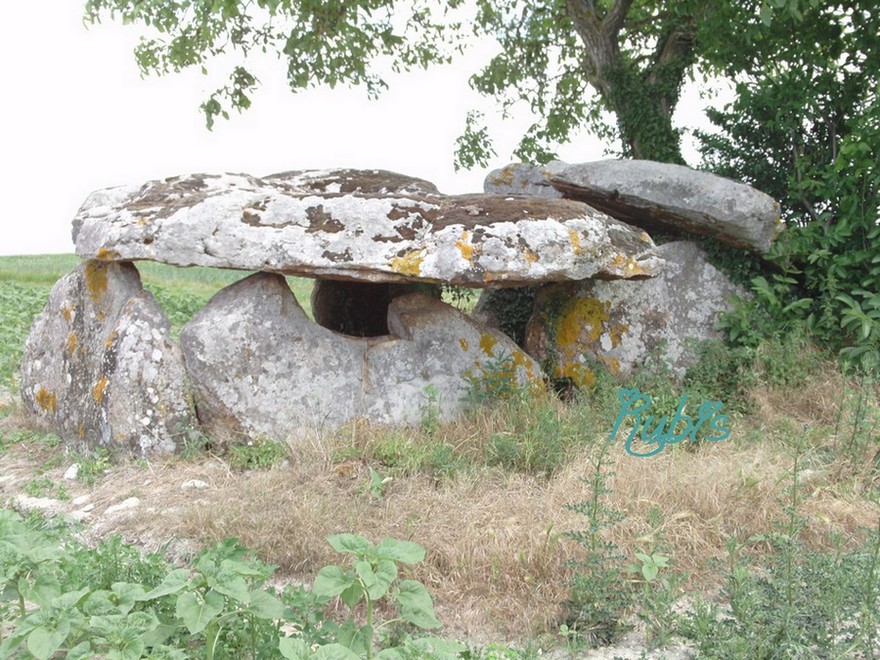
280, 534, 462, 660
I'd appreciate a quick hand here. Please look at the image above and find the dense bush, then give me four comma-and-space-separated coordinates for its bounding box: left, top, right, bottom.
699, 1, 880, 371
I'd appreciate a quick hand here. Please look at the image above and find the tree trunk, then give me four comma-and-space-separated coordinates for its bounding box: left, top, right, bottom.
606, 67, 687, 164
566, 0, 695, 164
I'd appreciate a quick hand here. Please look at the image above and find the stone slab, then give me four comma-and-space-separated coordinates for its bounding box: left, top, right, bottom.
545, 159, 782, 253
179, 273, 544, 440
73, 171, 664, 286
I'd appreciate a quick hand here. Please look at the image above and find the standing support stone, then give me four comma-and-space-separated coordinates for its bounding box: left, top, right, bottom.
525, 242, 747, 383
180, 273, 544, 442
21, 261, 195, 455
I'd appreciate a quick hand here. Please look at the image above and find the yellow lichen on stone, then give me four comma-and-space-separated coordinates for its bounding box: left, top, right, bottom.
66, 332, 78, 354
455, 230, 475, 261
96, 247, 120, 261
61, 305, 73, 322
640, 231, 651, 243
92, 377, 109, 404
556, 296, 610, 348
610, 253, 627, 269
35, 388, 57, 413
557, 362, 596, 388
105, 331, 118, 349
609, 322, 627, 348
494, 165, 515, 185
390, 251, 424, 277
479, 333, 498, 356
567, 229, 583, 255
459, 338, 469, 351
84, 261, 109, 301
524, 248, 538, 264
625, 257, 647, 277
483, 272, 496, 283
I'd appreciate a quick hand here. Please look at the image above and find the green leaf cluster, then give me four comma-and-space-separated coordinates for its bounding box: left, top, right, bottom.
700, 0, 880, 370
82, 0, 722, 167
83, 0, 469, 129
288, 534, 460, 660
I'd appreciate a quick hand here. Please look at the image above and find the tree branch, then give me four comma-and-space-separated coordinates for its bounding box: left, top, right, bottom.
603, 0, 634, 37
565, 0, 619, 97
645, 20, 696, 114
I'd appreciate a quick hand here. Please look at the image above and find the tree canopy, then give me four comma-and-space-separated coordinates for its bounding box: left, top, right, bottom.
82, 0, 754, 167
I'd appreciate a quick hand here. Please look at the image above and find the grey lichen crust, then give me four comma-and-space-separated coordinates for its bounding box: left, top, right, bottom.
73, 170, 663, 286
180, 273, 545, 441
544, 160, 782, 253
20, 261, 195, 455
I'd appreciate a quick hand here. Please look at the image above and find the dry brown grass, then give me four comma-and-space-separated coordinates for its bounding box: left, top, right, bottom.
2, 362, 879, 644
59, 412, 877, 641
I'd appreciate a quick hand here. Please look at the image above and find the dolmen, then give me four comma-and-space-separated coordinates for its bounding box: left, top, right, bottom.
22, 167, 678, 456
482, 160, 781, 385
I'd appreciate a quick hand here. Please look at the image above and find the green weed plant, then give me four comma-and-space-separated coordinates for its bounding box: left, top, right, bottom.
0, 511, 466, 660
561, 443, 633, 647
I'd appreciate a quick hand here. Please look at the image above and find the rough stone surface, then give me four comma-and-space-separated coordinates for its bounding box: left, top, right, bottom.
180, 273, 543, 440
73, 171, 664, 286
264, 168, 440, 196
21, 261, 195, 455
545, 159, 782, 253
311, 280, 440, 337
525, 241, 746, 383
483, 163, 564, 198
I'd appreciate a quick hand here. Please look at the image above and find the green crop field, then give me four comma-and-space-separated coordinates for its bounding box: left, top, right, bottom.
0, 255, 315, 387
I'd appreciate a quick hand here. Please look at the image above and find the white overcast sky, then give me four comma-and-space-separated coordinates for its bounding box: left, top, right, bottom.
0, 1, 715, 256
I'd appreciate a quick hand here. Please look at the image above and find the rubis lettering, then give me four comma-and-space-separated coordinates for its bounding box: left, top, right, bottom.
609, 388, 730, 457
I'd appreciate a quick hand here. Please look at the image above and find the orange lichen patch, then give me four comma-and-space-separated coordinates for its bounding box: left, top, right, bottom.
487, 165, 516, 186
66, 332, 78, 354
105, 330, 119, 349
35, 388, 57, 413
96, 247, 120, 261
528, 377, 548, 395
459, 338, 469, 352
512, 350, 528, 366
483, 272, 496, 283
479, 333, 498, 357
556, 296, 610, 349
624, 257, 648, 277
557, 361, 597, 388
390, 251, 424, 277
78, 424, 86, 439
603, 356, 621, 376
85, 261, 109, 301
609, 322, 628, 348
567, 229, 583, 255
61, 305, 73, 322
455, 230, 475, 261
773, 212, 785, 238
92, 377, 109, 405
524, 248, 538, 264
